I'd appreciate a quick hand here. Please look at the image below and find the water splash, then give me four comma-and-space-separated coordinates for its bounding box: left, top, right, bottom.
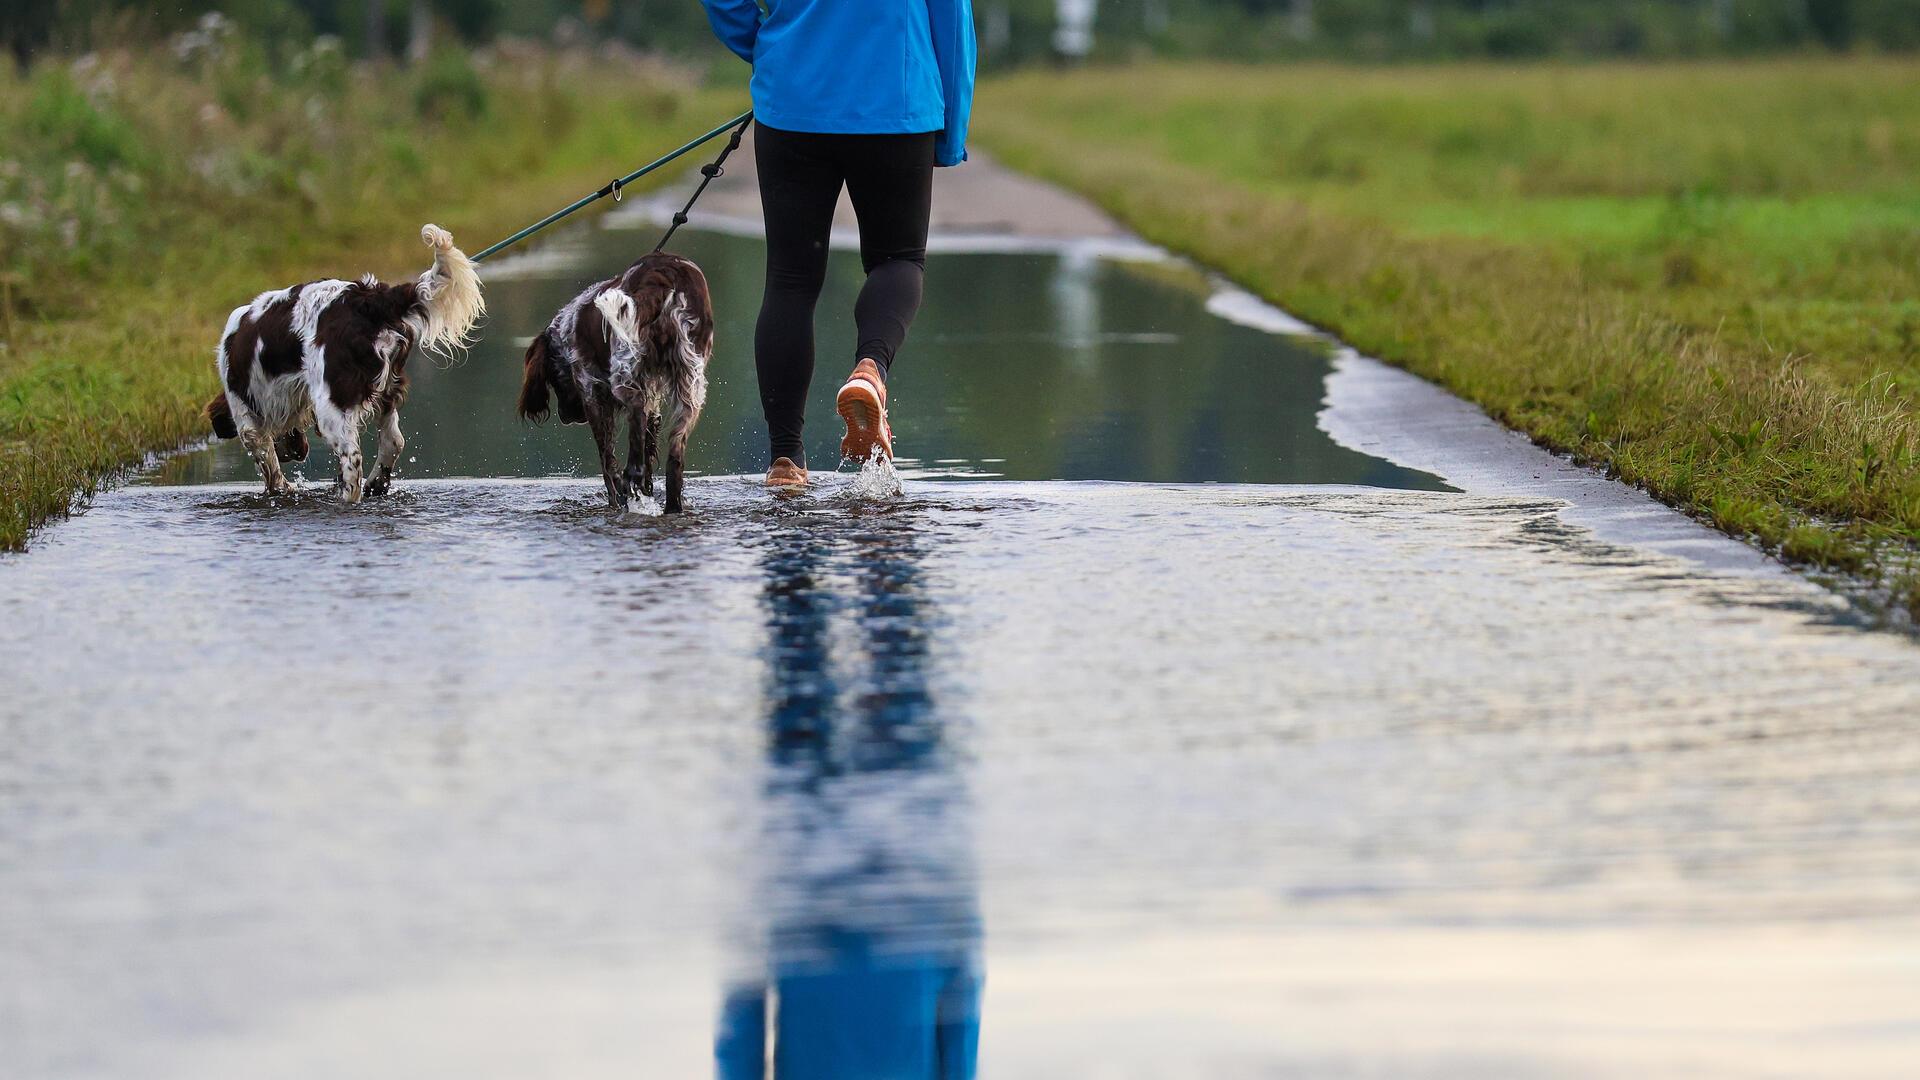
841, 449, 903, 501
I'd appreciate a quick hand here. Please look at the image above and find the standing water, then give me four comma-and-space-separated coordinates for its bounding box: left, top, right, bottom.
4, 208, 1920, 1078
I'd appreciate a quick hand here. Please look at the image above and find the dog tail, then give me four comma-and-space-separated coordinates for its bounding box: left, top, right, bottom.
205, 392, 238, 440
517, 334, 552, 423
414, 223, 485, 361
594, 265, 679, 352
593, 289, 643, 351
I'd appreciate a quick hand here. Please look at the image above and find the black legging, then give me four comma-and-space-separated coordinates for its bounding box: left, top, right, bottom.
754, 122, 934, 466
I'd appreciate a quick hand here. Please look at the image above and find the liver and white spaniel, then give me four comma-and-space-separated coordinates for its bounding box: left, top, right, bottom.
517, 252, 714, 513
204, 225, 484, 502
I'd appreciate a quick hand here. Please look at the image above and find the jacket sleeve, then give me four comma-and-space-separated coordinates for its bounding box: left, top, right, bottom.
928, 0, 977, 166
701, 0, 762, 63
714, 983, 768, 1080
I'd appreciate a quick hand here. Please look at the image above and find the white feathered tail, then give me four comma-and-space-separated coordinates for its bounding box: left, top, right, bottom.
413, 224, 485, 360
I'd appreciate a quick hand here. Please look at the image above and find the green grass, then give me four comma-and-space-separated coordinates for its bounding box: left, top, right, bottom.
0, 38, 734, 549
977, 59, 1920, 615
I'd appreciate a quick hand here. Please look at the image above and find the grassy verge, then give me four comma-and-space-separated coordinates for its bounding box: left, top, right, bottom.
0, 31, 735, 549
977, 59, 1920, 615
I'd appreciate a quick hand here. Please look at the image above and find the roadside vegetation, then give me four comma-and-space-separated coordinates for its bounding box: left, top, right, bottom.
978, 59, 1920, 614
0, 19, 731, 548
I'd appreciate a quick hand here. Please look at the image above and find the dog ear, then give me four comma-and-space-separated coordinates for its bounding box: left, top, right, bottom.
517, 335, 552, 423
205, 392, 238, 440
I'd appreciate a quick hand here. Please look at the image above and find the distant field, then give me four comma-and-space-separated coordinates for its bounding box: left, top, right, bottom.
978, 60, 1920, 613
0, 42, 734, 548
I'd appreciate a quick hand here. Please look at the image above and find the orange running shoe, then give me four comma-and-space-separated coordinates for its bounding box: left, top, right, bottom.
837, 358, 893, 464
765, 457, 809, 489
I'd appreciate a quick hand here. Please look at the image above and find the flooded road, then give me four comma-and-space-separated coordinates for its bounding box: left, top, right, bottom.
5, 178, 1920, 1077
154, 224, 1438, 490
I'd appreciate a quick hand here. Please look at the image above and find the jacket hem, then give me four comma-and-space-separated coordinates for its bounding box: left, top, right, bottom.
753, 107, 946, 136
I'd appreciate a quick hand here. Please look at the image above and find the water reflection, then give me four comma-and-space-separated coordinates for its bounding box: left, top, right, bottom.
721, 516, 981, 1079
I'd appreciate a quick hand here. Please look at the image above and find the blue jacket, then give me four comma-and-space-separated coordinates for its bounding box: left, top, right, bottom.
701, 0, 976, 167
715, 940, 982, 1080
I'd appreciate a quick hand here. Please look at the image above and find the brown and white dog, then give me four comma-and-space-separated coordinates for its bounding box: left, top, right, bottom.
517, 252, 714, 513
204, 225, 484, 502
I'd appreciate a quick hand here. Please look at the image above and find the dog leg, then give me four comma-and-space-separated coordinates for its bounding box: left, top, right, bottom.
660, 330, 709, 512
314, 401, 364, 505
587, 406, 623, 508
624, 408, 660, 499
239, 422, 291, 496
662, 389, 702, 515
274, 428, 311, 464
644, 409, 661, 496
366, 407, 404, 498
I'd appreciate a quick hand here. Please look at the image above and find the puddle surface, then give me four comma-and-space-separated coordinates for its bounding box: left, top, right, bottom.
7, 216, 1920, 1079
147, 226, 1443, 490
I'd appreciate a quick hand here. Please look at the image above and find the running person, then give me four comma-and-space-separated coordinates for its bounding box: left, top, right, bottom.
702, 0, 976, 487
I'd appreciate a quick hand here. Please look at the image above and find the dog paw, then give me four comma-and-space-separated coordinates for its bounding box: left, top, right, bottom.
421, 224, 453, 251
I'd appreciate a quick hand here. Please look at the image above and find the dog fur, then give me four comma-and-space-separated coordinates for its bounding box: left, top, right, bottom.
204, 224, 484, 502
517, 252, 714, 513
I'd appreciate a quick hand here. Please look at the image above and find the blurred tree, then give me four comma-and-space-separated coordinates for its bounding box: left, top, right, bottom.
3, 0, 56, 71
1855, 0, 1920, 48
3, 0, 1917, 68
1806, 0, 1854, 47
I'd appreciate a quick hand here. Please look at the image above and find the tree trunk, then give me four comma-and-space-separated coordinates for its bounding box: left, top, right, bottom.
408, 0, 432, 63
1410, 2, 1435, 42
365, 0, 386, 60
1290, 0, 1316, 43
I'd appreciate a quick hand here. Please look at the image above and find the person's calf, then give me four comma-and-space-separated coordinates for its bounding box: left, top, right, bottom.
851, 259, 923, 376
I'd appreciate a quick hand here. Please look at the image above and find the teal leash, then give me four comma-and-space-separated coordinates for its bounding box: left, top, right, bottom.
470, 109, 753, 264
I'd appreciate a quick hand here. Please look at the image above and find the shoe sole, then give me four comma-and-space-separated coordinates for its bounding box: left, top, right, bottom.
837, 380, 891, 463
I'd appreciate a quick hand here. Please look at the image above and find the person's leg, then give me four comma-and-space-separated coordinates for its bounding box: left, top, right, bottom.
753, 123, 844, 469
841, 132, 936, 378
832, 133, 933, 463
